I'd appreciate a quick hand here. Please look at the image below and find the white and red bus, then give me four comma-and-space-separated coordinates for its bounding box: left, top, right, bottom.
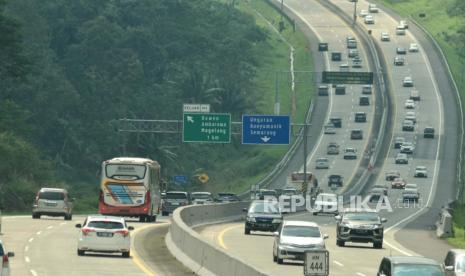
98, 157, 161, 222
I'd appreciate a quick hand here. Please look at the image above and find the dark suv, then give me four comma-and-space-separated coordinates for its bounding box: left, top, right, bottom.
161, 191, 190, 216
424, 127, 435, 138
328, 174, 343, 187
244, 200, 282, 235
335, 209, 387, 248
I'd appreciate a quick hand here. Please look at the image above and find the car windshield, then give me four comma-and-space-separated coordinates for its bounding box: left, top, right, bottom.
87, 221, 124, 229
282, 226, 321, 238
344, 212, 379, 221
39, 192, 65, 200
393, 264, 443, 275
191, 193, 211, 199
250, 202, 280, 214
165, 193, 187, 199
105, 164, 146, 179
261, 191, 277, 196
283, 190, 296, 195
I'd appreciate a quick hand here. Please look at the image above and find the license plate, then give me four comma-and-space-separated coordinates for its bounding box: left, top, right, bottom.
171, 202, 179, 206
97, 232, 113, 237
357, 229, 367, 233
46, 203, 57, 206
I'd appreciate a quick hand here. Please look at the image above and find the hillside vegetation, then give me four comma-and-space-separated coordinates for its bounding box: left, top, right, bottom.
0, 0, 313, 211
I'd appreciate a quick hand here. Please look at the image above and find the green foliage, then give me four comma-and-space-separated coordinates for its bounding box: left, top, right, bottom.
0, 0, 314, 210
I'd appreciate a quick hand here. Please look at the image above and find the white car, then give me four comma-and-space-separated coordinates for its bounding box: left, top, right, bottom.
324, 123, 336, 134
405, 99, 415, 109
368, 4, 379, 13
396, 26, 406, 35
360, 10, 369, 17
400, 20, 409, 29
381, 32, 390, 41
76, 215, 134, 257
395, 153, 409, 164
414, 166, 428, 178
405, 183, 418, 190
0, 241, 14, 276
405, 111, 417, 124
343, 148, 357, 160
191, 192, 214, 204
273, 221, 328, 264
315, 157, 329, 169
403, 76, 414, 87
364, 15, 375, 24
402, 188, 420, 202
409, 43, 419, 52
400, 142, 415, 154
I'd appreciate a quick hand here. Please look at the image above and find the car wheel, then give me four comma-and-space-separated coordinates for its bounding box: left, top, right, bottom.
122, 251, 130, 258
65, 214, 72, 221
162, 211, 168, 216
336, 240, 345, 247
244, 227, 251, 235
277, 257, 284, 264
77, 249, 85, 256
273, 254, 277, 263
312, 212, 318, 216
139, 216, 146, 223
150, 215, 157, 222
32, 213, 39, 219
374, 241, 383, 249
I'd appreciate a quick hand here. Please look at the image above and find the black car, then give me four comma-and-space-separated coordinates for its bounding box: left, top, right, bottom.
394, 137, 405, 149
331, 52, 342, 61
244, 200, 282, 235
335, 209, 387, 248
359, 96, 370, 106
328, 174, 343, 187
330, 117, 342, 128
350, 129, 363, 139
354, 112, 367, 123
161, 191, 190, 216
318, 42, 328, 51
396, 47, 407, 54
377, 256, 443, 276
318, 85, 329, 96
424, 127, 435, 138
216, 193, 240, 203
394, 56, 405, 66
335, 85, 346, 95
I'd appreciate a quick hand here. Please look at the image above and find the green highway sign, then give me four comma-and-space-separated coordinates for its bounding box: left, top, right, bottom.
322, 71, 374, 84
183, 113, 231, 143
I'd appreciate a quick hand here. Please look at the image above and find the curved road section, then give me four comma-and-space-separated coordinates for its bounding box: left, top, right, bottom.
197, 0, 459, 275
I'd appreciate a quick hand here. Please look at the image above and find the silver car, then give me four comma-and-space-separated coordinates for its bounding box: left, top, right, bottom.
32, 188, 73, 220
443, 248, 465, 275
273, 221, 328, 264
315, 157, 329, 169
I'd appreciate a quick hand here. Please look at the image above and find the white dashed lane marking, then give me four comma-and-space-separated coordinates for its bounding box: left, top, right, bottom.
25, 256, 30, 263
28, 238, 34, 243
334, 260, 344, 267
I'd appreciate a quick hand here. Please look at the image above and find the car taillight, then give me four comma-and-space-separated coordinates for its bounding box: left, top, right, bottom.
82, 228, 95, 236
115, 229, 129, 237
3, 255, 8, 265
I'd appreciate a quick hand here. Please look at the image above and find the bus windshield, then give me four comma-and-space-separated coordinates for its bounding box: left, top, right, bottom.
105, 164, 146, 179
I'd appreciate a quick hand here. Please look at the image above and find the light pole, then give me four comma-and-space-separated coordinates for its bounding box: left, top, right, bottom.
353, 0, 358, 26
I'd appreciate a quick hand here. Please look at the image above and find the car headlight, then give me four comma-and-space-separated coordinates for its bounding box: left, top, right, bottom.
272, 218, 282, 223
246, 216, 256, 222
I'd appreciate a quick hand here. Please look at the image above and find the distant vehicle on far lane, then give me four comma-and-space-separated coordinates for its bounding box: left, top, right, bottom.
216, 193, 240, 203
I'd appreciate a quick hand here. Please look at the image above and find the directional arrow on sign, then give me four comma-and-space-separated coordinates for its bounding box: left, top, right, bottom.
187, 116, 194, 123
261, 136, 271, 143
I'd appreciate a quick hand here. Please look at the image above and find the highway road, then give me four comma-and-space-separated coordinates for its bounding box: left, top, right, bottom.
270, 0, 377, 196
195, 0, 459, 274
1, 215, 182, 276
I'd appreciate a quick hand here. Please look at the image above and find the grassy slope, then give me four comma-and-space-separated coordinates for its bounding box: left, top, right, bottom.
209, 0, 314, 194
377, 0, 465, 247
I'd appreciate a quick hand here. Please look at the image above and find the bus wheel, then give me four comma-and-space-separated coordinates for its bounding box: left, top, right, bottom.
139, 216, 146, 223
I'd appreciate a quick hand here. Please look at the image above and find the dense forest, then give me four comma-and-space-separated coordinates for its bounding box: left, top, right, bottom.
0, 0, 280, 211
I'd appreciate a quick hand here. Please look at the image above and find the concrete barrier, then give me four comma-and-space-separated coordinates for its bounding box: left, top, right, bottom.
436, 209, 454, 238
165, 202, 268, 276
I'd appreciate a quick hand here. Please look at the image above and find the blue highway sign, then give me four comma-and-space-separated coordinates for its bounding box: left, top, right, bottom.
242, 115, 290, 145
173, 175, 188, 184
